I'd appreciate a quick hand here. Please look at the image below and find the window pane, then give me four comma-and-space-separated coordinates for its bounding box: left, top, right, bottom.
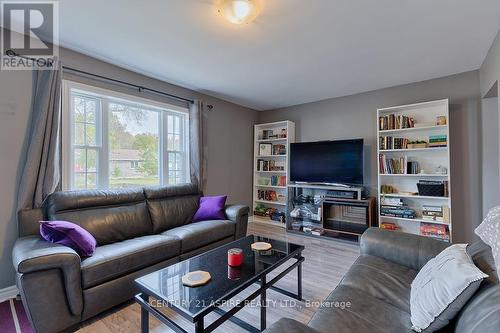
167, 115, 173, 133
174, 116, 180, 134
109, 104, 160, 188
87, 149, 97, 172
167, 134, 181, 151
168, 152, 184, 185
86, 99, 96, 114
75, 123, 85, 145
74, 173, 86, 189
174, 134, 180, 151
167, 134, 174, 150
86, 109, 96, 123
176, 153, 181, 167
87, 173, 97, 188
74, 97, 85, 122
85, 124, 96, 146
74, 148, 85, 172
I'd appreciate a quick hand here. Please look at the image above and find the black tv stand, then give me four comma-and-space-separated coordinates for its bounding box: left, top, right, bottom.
286, 184, 375, 242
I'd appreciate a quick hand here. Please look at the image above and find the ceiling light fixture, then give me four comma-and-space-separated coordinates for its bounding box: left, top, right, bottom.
217, 0, 261, 25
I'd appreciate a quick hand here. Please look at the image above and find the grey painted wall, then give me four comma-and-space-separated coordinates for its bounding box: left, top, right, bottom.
479, 28, 500, 217
0, 32, 258, 289
481, 97, 499, 216
480, 28, 500, 98
258, 71, 482, 244
0, 68, 33, 290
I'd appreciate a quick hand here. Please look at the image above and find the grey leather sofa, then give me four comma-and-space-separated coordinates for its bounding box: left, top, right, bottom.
265, 228, 500, 333
12, 184, 249, 333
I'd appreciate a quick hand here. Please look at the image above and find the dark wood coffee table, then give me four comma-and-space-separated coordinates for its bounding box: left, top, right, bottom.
135, 235, 305, 333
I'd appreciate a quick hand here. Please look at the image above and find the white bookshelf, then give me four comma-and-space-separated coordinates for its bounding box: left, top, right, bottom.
252, 121, 295, 228
377, 99, 452, 242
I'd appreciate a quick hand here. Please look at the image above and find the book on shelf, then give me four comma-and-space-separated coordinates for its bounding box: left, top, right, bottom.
422, 205, 450, 223
257, 190, 279, 201
379, 136, 409, 150
407, 161, 420, 174
380, 205, 417, 219
257, 160, 285, 172
422, 215, 444, 222
379, 154, 420, 174
379, 114, 415, 130
420, 223, 449, 241
257, 159, 267, 171
428, 134, 447, 148
380, 222, 400, 231
381, 197, 404, 206
442, 205, 450, 223
422, 205, 443, 212
270, 161, 285, 171
270, 175, 286, 186
429, 135, 447, 142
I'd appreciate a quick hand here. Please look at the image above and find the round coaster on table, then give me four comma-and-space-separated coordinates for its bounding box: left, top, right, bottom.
182, 271, 211, 287
251, 242, 272, 251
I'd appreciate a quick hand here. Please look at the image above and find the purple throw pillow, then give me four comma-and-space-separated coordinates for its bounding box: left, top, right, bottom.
40, 220, 96, 257
192, 195, 227, 222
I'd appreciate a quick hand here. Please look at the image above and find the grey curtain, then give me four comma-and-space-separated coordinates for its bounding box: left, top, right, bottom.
189, 100, 206, 191
17, 62, 62, 210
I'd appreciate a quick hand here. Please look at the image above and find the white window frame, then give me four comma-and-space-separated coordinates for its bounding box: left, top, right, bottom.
62, 80, 190, 190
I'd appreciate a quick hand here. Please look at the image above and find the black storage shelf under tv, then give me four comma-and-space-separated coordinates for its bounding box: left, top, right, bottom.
286, 184, 376, 242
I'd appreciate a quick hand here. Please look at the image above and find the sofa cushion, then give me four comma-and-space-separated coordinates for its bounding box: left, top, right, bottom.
162, 220, 235, 253
192, 195, 227, 222
81, 235, 180, 289
454, 241, 500, 333
40, 220, 97, 257
309, 285, 413, 333
144, 184, 201, 233
475, 205, 500, 274
45, 188, 152, 245
410, 244, 488, 332
339, 255, 417, 312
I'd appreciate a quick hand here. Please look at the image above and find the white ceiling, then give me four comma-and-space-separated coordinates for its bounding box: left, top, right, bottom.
20, 1, 500, 110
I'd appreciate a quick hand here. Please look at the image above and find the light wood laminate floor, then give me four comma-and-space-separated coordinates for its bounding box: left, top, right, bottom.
78, 222, 360, 333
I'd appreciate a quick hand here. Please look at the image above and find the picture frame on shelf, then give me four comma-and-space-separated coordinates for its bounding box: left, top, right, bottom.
273, 144, 286, 155
261, 129, 273, 140
259, 143, 272, 156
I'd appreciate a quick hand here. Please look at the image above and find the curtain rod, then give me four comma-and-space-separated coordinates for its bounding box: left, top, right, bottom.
5, 49, 195, 105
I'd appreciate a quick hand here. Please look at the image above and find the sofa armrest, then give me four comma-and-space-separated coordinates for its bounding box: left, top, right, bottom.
264, 318, 321, 333
225, 205, 250, 239
360, 227, 450, 271
13, 236, 83, 316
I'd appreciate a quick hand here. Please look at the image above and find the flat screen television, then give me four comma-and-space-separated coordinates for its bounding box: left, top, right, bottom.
290, 139, 364, 185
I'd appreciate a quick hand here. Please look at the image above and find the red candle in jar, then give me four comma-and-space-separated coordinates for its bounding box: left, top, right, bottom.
228, 248, 244, 267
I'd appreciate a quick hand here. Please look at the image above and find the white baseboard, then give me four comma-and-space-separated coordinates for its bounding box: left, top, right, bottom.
0, 285, 19, 303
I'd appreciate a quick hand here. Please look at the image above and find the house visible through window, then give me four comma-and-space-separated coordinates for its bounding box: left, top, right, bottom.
62, 81, 190, 190
130, 161, 140, 169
